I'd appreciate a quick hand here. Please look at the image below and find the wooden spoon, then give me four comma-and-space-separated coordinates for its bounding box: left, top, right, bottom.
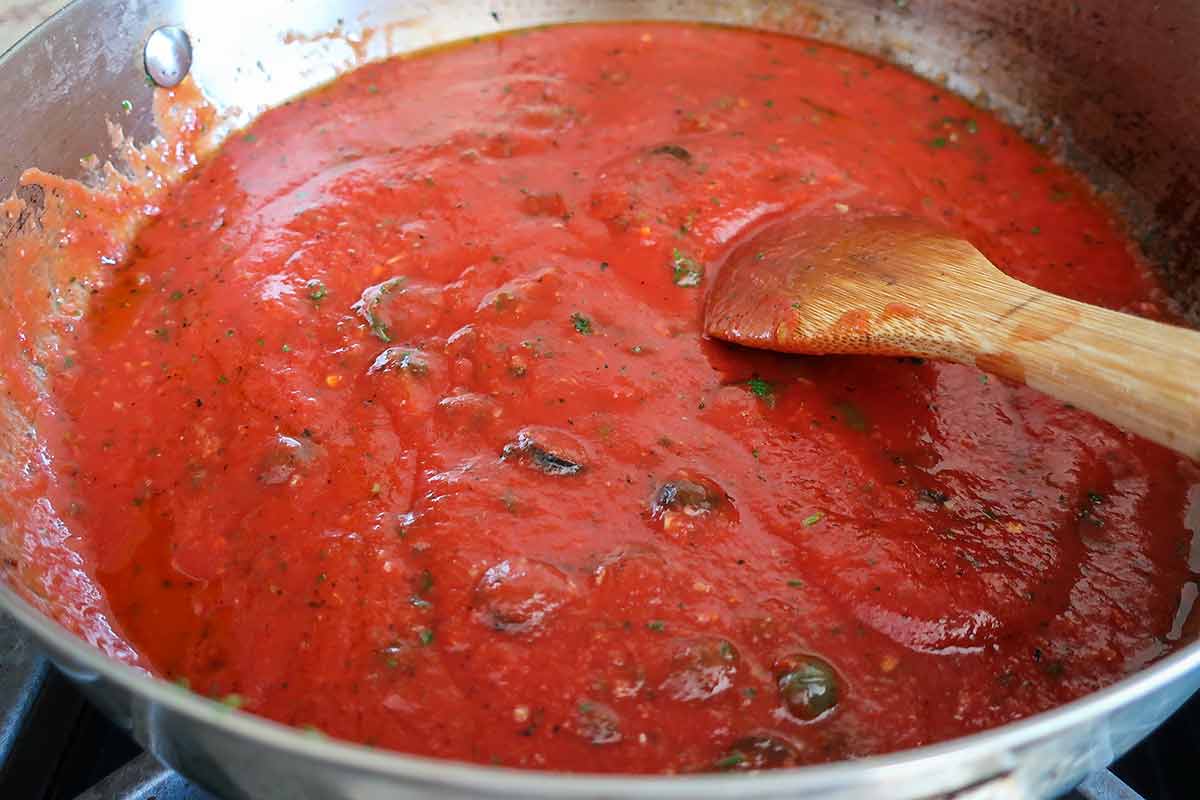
703, 214, 1200, 460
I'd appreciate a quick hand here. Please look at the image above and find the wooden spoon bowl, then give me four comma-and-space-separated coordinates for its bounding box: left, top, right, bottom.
704, 215, 1200, 460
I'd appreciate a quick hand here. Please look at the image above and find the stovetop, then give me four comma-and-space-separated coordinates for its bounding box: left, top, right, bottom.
0, 613, 1194, 799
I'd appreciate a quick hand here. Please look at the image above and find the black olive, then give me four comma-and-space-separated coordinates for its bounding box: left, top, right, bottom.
661, 636, 740, 701
501, 426, 588, 476
648, 143, 693, 163
918, 487, 949, 505
652, 478, 715, 516
775, 654, 840, 721
650, 471, 738, 536
367, 346, 429, 376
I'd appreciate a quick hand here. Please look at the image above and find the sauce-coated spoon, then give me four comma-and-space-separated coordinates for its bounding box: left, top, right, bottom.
703, 215, 1200, 460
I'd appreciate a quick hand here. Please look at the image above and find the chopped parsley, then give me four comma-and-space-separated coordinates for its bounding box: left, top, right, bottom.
834, 400, 868, 431
647, 620, 666, 632
714, 751, 746, 770
929, 137, 948, 149
219, 693, 245, 709
415, 569, 434, 595
571, 312, 594, 335
418, 628, 435, 647
307, 280, 328, 302
802, 512, 824, 527
671, 248, 704, 287
747, 376, 774, 400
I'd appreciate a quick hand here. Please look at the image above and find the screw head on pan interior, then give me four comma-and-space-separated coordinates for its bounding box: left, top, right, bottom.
144, 25, 192, 88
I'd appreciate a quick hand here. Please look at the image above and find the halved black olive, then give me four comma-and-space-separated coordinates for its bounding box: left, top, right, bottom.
649, 471, 738, 535
652, 478, 716, 517
367, 346, 429, 376
648, 143, 693, 163
501, 426, 588, 476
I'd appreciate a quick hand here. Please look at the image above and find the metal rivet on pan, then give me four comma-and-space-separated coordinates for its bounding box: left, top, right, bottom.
144, 26, 192, 88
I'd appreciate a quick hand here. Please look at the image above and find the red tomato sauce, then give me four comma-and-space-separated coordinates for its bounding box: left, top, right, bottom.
42, 23, 1200, 772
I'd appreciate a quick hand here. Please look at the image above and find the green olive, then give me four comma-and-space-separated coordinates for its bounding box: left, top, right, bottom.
776, 654, 840, 720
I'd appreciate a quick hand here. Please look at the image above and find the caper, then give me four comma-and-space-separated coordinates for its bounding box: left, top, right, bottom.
776, 654, 840, 720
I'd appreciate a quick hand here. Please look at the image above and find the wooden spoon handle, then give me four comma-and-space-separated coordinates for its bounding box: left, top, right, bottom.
967, 276, 1200, 460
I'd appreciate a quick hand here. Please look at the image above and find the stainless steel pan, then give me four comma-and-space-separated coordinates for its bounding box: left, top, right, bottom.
1, 1, 1198, 798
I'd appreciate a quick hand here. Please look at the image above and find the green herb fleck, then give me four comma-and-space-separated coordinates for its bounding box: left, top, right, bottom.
671, 248, 704, 287
217, 374, 230, 385
929, 137, 948, 149
220, 693, 244, 709
714, 752, 746, 770
833, 400, 868, 431
416, 569, 434, 595
571, 312, 594, 335
1030, 226, 1041, 235
418, 628, 435, 647
242, 133, 257, 144
965, 118, 979, 134
307, 280, 328, 302
647, 620, 666, 632
802, 512, 824, 527
747, 376, 774, 401
787, 578, 804, 587
281, 343, 292, 353
169, 289, 184, 301
120, 99, 133, 113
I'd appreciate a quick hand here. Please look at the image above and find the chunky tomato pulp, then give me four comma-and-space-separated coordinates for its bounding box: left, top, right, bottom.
45, 24, 1199, 772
